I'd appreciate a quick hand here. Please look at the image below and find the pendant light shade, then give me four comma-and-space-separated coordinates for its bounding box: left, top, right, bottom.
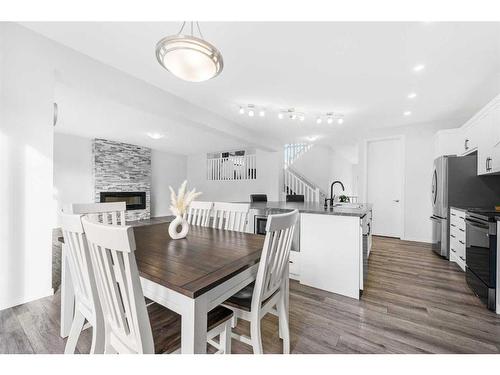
156, 22, 223, 82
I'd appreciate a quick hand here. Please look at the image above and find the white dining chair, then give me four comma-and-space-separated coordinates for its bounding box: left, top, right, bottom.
66, 202, 127, 225
61, 202, 126, 354
222, 209, 299, 354
81, 216, 234, 354
60, 212, 104, 354
184, 201, 213, 227
212, 202, 250, 232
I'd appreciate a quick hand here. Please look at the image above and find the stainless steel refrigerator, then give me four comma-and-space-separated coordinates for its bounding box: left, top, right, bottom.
430, 153, 500, 258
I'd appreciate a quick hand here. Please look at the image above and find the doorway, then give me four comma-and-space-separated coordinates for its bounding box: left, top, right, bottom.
365, 136, 404, 238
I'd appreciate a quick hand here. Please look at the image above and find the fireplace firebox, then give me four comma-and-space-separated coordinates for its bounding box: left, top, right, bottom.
99, 192, 146, 210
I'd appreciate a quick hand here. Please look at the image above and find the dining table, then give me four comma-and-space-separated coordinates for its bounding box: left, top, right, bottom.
59, 221, 288, 354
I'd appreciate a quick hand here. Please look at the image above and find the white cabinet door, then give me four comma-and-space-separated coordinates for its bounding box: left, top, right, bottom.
477, 106, 500, 175
461, 125, 478, 155
492, 103, 500, 147
489, 145, 500, 174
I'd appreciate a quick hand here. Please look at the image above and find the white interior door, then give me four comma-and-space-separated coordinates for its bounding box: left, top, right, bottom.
366, 138, 403, 238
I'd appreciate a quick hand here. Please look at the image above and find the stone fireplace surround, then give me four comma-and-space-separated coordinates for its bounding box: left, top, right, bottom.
92, 138, 151, 221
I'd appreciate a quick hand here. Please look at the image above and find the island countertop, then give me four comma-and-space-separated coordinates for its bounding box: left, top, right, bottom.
243, 201, 372, 218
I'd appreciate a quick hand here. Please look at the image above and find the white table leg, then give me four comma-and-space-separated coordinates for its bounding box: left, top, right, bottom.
60, 245, 75, 338
181, 294, 208, 354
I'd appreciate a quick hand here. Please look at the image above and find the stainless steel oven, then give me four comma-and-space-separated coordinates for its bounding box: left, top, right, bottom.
465, 210, 499, 311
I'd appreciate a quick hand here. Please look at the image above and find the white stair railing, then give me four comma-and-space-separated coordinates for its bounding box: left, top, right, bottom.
283, 168, 320, 202
284, 143, 313, 168
207, 154, 257, 181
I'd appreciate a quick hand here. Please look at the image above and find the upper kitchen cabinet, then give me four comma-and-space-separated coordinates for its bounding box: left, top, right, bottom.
461, 123, 478, 155
476, 97, 500, 175
435, 94, 500, 175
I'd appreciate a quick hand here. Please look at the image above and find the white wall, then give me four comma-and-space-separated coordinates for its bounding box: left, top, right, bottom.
53, 133, 93, 222
292, 145, 356, 197
0, 23, 55, 310
187, 150, 282, 202
292, 145, 333, 193
151, 150, 187, 217
357, 121, 457, 243
330, 150, 356, 197
53, 133, 187, 220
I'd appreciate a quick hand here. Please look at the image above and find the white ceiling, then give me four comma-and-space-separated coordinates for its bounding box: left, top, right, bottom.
23, 22, 500, 150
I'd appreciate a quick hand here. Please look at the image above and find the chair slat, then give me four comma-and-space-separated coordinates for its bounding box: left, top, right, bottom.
212, 203, 250, 232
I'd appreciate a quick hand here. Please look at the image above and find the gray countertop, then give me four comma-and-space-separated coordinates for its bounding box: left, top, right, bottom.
244, 201, 372, 218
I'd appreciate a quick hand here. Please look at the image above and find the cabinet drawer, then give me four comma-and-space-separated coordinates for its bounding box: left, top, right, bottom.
450, 211, 466, 228
450, 226, 465, 243
449, 244, 466, 271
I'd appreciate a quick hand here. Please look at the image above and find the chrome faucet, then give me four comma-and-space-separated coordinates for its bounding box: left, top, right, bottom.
324, 180, 345, 208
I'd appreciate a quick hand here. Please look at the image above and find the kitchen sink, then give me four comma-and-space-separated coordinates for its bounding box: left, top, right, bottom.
332, 203, 363, 209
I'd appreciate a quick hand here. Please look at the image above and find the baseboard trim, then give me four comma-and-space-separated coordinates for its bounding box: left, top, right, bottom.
0, 288, 54, 312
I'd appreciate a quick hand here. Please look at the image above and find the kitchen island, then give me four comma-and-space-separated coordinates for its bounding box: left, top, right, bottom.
246, 201, 373, 300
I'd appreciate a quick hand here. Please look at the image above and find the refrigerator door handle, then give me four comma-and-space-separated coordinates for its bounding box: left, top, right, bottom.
430, 215, 444, 222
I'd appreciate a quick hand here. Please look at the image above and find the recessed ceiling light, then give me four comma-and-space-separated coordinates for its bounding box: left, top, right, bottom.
248, 109, 254, 117
147, 132, 165, 140
316, 117, 322, 124
403, 111, 412, 116
239, 107, 245, 114
408, 92, 417, 99
337, 118, 344, 125
413, 64, 425, 72
327, 117, 333, 124
259, 110, 265, 117
278, 112, 284, 120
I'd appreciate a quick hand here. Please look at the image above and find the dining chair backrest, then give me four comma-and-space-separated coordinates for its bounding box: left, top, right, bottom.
250, 194, 268, 203
251, 210, 299, 310
60, 213, 100, 321
212, 202, 250, 232
286, 194, 304, 202
67, 202, 127, 226
184, 201, 213, 227
81, 216, 154, 354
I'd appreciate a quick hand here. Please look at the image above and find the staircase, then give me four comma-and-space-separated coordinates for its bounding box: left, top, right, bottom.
282, 143, 327, 203
284, 143, 313, 169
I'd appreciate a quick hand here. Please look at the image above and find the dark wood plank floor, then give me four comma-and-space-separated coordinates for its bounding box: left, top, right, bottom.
2, 236, 500, 354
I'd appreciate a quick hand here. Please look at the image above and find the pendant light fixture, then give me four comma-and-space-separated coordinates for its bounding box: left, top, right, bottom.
156, 22, 224, 82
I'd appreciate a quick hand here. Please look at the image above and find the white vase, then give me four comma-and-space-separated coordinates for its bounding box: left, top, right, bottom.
168, 215, 189, 239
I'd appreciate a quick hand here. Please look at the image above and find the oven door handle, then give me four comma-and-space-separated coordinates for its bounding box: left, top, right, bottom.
465, 218, 490, 233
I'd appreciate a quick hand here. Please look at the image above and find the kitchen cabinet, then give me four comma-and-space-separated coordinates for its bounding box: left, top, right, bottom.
461, 125, 478, 155
435, 94, 500, 175
477, 102, 500, 175
449, 208, 466, 271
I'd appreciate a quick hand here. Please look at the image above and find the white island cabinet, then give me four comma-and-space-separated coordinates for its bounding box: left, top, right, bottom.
300, 213, 367, 300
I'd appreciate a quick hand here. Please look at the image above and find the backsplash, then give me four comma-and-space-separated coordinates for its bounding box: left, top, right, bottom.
93, 138, 151, 221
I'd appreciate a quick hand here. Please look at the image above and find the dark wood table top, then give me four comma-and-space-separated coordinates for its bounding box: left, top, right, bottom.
133, 223, 264, 298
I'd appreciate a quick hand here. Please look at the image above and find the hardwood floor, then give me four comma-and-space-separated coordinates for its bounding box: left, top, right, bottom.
2, 236, 500, 354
